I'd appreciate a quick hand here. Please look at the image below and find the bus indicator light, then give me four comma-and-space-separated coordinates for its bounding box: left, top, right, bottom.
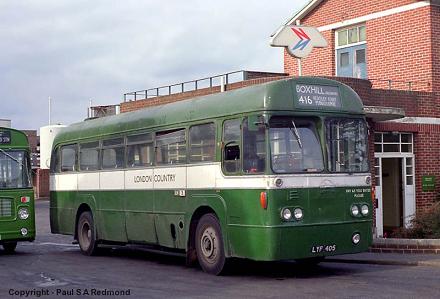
21, 196, 30, 203
260, 192, 268, 209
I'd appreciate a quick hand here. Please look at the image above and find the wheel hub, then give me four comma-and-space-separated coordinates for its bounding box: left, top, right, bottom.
200, 227, 217, 261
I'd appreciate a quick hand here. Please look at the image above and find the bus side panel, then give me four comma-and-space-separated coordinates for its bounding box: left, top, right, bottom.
95, 191, 127, 243
154, 189, 186, 249
221, 189, 276, 259
50, 190, 76, 235
124, 190, 157, 244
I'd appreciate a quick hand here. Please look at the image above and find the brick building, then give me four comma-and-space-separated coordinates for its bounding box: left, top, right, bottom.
271, 0, 440, 237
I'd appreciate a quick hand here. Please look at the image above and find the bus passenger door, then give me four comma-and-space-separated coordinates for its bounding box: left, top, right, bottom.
124, 168, 157, 244
153, 167, 187, 249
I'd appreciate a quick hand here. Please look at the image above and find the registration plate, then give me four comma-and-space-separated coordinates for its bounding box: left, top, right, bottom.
311, 244, 336, 253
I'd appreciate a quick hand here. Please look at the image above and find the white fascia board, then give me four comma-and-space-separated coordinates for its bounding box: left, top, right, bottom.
272, 1, 431, 38
317, 1, 430, 32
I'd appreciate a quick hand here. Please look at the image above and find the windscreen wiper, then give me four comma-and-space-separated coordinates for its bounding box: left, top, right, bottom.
290, 120, 303, 149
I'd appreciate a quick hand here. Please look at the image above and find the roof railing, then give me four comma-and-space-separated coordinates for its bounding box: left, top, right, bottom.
368, 78, 431, 92
123, 72, 432, 102
123, 70, 287, 102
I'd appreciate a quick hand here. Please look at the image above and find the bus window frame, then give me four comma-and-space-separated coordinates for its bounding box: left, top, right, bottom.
79, 140, 101, 172
155, 128, 187, 166
188, 122, 216, 164
59, 143, 78, 173
242, 116, 267, 175
101, 136, 126, 170
222, 118, 242, 175
268, 115, 325, 175
126, 132, 155, 168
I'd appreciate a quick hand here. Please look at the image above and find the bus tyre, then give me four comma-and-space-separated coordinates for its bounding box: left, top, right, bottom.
77, 211, 99, 256
2, 242, 17, 254
195, 214, 226, 275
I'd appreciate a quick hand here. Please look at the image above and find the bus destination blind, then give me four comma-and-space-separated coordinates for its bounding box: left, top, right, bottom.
295, 84, 341, 108
0, 131, 11, 144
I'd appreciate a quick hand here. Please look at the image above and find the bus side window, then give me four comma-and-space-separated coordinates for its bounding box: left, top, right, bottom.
189, 123, 215, 163
79, 141, 100, 171
156, 129, 186, 165
50, 147, 60, 173
223, 119, 241, 173
101, 137, 125, 169
60, 144, 77, 172
127, 133, 154, 167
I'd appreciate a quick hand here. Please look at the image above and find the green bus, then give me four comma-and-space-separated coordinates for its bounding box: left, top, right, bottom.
0, 127, 35, 253
50, 77, 372, 274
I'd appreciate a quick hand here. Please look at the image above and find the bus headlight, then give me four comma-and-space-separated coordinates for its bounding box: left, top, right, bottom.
352, 233, 361, 245
281, 208, 292, 221
365, 176, 371, 185
351, 205, 359, 217
293, 208, 303, 220
275, 178, 283, 187
21, 228, 28, 236
18, 208, 29, 220
361, 204, 369, 216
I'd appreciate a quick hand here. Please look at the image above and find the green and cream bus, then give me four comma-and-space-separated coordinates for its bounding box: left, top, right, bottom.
50, 77, 372, 274
0, 127, 35, 253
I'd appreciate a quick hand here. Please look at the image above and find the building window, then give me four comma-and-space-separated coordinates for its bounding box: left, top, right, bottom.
374, 132, 413, 153
336, 24, 367, 79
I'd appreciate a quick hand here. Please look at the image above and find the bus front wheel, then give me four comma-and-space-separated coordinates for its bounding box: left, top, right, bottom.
77, 211, 99, 256
2, 242, 17, 254
195, 213, 226, 275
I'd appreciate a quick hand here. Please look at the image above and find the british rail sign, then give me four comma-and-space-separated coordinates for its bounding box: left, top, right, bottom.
270, 26, 327, 58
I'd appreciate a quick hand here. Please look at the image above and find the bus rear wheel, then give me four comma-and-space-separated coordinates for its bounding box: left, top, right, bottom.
77, 211, 99, 256
195, 213, 226, 275
2, 242, 17, 254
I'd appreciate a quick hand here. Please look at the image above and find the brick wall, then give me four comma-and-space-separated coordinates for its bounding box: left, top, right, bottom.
300, 0, 415, 27
432, 4, 440, 91
284, 1, 436, 92
34, 169, 49, 199
367, 6, 433, 91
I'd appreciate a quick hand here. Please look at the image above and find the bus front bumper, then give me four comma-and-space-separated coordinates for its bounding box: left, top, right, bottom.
0, 229, 36, 243
227, 221, 372, 261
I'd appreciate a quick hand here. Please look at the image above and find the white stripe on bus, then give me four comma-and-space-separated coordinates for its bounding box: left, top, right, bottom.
50, 163, 370, 191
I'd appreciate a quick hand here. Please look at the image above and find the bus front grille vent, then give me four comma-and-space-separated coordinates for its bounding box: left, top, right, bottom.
0, 198, 12, 217
288, 190, 299, 201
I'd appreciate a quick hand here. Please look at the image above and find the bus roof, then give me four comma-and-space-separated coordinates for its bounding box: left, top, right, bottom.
54, 77, 364, 145
0, 127, 30, 149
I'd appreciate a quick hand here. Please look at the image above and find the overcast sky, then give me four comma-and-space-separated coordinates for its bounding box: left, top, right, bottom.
0, 0, 307, 131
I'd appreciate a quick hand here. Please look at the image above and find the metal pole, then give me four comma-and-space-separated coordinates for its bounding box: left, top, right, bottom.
89, 99, 92, 118
48, 97, 51, 125
298, 59, 302, 76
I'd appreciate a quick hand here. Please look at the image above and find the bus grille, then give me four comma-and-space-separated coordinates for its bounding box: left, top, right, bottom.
288, 190, 299, 201
0, 198, 12, 217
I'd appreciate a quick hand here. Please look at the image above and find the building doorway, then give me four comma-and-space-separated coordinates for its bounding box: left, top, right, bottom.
374, 132, 415, 238
381, 158, 403, 235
